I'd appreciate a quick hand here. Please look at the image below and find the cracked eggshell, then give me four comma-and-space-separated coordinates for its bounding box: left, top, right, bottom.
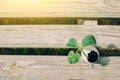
81, 46, 99, 63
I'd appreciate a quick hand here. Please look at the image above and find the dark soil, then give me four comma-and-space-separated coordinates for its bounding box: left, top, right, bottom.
87, 51, 98, 63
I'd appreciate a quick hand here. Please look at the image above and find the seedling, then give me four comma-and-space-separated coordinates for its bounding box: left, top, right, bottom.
66, 34, 98, 64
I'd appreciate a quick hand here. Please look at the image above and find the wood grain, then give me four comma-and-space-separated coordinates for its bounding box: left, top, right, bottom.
0, 25, 119, 48
0, 56, 119, 80
0, 0, 120, 17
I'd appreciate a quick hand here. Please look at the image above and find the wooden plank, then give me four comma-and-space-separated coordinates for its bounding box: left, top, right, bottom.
0, 0, 120, 18
77, 19, 84, 25
83, 20, 98, 25
0, 56, 119, 80
0, 25, 120, 48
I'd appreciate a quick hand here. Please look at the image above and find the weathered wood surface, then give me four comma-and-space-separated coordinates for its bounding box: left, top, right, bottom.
0, 25, 119, 48
0, 0, 120, 17
0, 56, 119, 80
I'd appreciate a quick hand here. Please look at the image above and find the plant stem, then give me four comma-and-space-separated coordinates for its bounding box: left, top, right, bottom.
81, 50, 88, 57
76, 46, 88, 58
75, 49, 80, 53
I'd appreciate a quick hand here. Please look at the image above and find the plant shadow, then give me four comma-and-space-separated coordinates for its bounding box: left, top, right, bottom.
95, 43, 119, 67
96, 57, 110, 67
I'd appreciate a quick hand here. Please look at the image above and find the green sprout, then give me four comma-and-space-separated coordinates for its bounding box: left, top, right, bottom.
66, 34, 97, 64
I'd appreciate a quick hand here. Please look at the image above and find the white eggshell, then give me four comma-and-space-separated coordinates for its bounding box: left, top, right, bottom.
81, 46, 99, 63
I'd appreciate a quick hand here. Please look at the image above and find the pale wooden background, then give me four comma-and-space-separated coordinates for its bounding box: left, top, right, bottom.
0, 0, 120, 80
0, 25, 120, 48
0, 56, 119, 80
0, 0, 120, 17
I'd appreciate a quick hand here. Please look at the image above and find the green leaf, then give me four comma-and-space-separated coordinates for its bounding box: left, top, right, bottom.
66, 38, 79, 48
82, 35, 96, 47
68, 50, 80, 64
